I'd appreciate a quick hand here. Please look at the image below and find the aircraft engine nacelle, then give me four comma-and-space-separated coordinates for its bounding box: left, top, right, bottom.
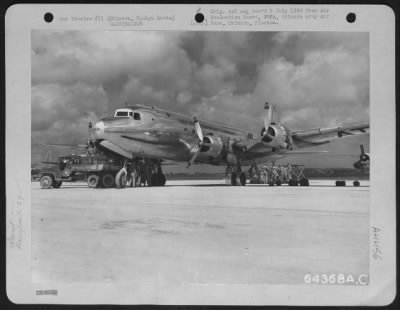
360, 153, 370, 162
354, 153, 370, 169
260, 124, 290, 149
200, 136, 224, 159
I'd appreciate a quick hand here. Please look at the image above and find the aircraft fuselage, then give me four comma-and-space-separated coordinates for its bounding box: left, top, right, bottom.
93, 105, 269, 165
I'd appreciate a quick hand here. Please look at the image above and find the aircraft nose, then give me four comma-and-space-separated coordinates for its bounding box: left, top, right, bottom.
93, 121, 104, 139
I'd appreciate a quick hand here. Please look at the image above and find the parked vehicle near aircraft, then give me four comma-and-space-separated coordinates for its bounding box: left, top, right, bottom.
37, 151, 122, 189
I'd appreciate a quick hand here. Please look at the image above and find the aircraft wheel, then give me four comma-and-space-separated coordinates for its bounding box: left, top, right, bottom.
276, 180, 282, 186
40, 175, 53, 189
238, 172, 246, 186
115, 169, 127, 188
353, 180, 360, 187
102, 173, 115, 188
53, 181, 62, 189
87, 174, 100, 188
230, 172, 237, 186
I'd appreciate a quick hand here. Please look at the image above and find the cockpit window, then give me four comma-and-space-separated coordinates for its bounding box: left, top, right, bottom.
116, 111, 129, 117
133, 112, 141, 120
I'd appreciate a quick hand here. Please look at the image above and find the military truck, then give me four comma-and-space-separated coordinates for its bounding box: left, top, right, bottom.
38, 151, 126, 189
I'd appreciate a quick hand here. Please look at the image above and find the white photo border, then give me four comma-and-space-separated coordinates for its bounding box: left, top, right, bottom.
5, 4, 396, 305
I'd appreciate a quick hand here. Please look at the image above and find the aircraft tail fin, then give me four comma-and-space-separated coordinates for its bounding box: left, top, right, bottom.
264, 102, 280, 125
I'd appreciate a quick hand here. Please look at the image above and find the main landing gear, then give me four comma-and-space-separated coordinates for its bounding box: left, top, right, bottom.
225, 163, 246, 186
115, 159, 167, 189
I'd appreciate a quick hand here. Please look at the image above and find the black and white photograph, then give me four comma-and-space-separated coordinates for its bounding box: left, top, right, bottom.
31, 29, 371, 281
6, 4, 396, 306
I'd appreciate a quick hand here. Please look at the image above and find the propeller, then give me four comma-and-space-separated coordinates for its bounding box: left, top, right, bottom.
261, 102, 288, 149
188, 117, 205, 166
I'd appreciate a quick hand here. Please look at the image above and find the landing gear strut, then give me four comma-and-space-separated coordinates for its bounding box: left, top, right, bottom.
135, 159, 166, 187
225, 163, 246, 186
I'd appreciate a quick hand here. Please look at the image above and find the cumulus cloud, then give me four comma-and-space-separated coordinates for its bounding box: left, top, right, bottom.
31, 30, 369, 152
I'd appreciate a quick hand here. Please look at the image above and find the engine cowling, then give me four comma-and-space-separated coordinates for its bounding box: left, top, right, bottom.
354, 153, 370, 169
360, 153, 370, 161
199, 136, 224, 159
261, 124, 290, 149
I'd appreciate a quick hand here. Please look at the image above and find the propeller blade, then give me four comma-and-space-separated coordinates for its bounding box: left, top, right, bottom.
360, 144, 365, 155
193, 117, 204, 142
263, 102, 272, 132
188, 145, 201, 167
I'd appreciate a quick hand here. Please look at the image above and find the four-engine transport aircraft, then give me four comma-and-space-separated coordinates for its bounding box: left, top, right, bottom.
89, 102, 369, 188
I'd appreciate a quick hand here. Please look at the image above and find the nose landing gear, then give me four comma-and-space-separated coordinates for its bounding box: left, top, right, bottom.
115, 165, 128, 189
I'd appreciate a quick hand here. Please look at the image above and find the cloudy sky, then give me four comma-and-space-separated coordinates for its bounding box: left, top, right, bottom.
31, 30, 369, 168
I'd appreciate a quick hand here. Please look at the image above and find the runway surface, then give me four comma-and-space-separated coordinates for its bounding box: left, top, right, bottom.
31, 179, 369, 285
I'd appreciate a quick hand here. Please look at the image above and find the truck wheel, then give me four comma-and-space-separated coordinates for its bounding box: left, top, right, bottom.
53, 181, 62, 188
115, 169, 127, 188
102, 173, 115, 188
87, 174, 100, 188
40, 175, 53, 189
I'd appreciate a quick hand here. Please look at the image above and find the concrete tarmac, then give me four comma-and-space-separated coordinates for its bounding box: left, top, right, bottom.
32, 179, 369, 285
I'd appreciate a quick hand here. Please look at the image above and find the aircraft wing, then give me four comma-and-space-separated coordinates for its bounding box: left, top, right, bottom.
291, 121, 369, 147
237, 140, 330, 155
232, 121, 368, 159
